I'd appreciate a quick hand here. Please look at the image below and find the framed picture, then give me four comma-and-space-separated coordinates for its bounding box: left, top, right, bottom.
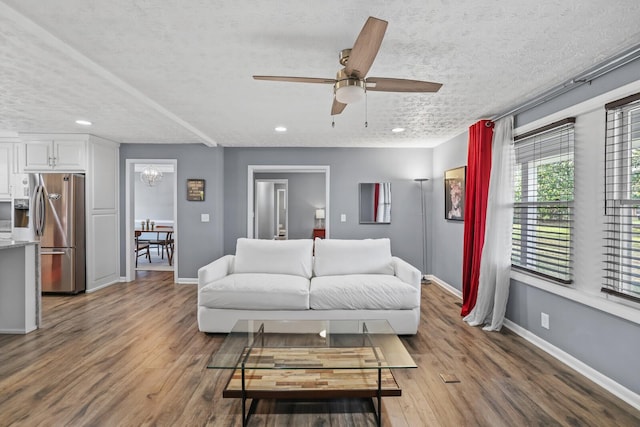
187, 179, 205, 201
444, 166, 466, 221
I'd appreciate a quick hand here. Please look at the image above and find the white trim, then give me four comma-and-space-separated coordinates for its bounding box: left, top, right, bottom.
125, 158, 178, 283
247, 165, 330, 239
430, 275, 640, 412
511, 270, 640, 325
85, 279, 119, 293
0, 328, 35, 334
119, 276, 195, 285
427, 274, 462, 298
512, 80, 640, 325
504, 319, 640, 412
0, 131, 20, 143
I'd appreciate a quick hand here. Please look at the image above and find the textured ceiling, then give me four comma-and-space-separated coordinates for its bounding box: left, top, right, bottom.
1, 1, 639, 147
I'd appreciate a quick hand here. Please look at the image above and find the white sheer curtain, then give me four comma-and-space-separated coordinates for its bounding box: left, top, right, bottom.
464, 116, 514, 331
376, 183, 391, 223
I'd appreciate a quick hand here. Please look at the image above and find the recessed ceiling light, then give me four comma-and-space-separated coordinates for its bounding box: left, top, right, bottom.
391, 127, 405, 133
275, 126, 287, 132
75, 119, 92, 126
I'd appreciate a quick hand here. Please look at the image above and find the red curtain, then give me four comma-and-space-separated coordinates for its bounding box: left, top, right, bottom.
373, 183, 380, 220
461, 120, 494, 316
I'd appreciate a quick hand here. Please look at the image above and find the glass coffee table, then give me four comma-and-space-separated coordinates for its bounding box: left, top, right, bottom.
207, 319, 417, 426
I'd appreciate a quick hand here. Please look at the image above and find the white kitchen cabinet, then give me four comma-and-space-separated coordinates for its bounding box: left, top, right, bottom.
18, 133, 120, 292
0, 144, 13, 198
23, 139, 86, 171
0, 241, 40, 334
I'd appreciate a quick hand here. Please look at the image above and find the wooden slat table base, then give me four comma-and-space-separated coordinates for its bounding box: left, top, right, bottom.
222, 347, 402, 400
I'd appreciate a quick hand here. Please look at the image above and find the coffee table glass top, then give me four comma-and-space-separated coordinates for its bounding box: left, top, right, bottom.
207, 319, 417, 370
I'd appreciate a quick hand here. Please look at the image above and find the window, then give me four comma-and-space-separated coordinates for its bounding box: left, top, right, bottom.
512, 118, 575, 283
603, 92, 640, 302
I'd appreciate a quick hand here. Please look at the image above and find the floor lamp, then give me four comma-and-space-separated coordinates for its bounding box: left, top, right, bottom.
414, 178, 429, 284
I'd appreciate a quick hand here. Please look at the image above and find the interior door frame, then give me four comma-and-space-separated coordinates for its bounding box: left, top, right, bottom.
247, 165, 330, 239
276, 186, 288, 239
124, 158, 178, 282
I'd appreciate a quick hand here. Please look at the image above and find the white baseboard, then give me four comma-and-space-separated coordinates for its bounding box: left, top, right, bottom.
117, 276, 197, 285
429, 275, 640, 412
86, 280, 120, 293
427, 274, 462, 298
503, 319, 640, 411
0, 328, 34, 334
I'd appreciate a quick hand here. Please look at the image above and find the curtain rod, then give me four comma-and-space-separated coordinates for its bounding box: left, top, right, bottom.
491, 43, 640, 122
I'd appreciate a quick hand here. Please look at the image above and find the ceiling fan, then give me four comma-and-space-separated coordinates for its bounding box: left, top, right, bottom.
254, 16, 442, 116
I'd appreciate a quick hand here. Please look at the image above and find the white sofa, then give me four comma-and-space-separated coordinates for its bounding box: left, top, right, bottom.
197, 237, 422, 334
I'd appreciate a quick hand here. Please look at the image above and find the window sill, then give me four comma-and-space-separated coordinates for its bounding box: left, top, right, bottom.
511, 270, 640, 326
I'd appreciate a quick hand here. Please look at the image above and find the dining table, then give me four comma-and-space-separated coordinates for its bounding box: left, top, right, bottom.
135, 226, 174, 265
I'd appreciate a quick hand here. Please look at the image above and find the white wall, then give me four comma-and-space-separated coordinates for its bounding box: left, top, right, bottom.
134, 171, 174, 225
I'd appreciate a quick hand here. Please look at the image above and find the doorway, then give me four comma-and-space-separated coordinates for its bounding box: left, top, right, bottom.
255, 179, 288, 239
125, 159, 178, 282
247, 165, 330, 239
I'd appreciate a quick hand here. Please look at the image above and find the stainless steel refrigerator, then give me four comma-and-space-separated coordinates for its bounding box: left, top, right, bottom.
31, 173, 86, 293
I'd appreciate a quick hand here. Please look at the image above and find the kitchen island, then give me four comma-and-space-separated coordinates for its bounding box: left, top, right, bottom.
0, 240, 40, 334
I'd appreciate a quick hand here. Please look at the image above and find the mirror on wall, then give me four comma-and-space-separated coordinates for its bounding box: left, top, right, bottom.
359, 182, 391, 224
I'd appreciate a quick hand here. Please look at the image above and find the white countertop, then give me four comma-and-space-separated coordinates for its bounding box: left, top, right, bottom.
0, 239, 38, 249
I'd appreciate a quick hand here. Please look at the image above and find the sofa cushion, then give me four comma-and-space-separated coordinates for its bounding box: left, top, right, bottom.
310, 275, 419, 310
313, 238, 394, 277
234, 238, 313, 278
199, 273, 310, 310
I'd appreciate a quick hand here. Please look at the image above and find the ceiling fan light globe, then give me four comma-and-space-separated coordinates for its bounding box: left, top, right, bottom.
335, 86, 364, 103
335, 78, 364, 104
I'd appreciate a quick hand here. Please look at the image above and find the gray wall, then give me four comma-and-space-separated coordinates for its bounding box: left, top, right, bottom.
119, 145, 431, 278
506, 280, 640, 393
119, 144, 225, 279
432, 58, 640, 395
224, 147, 432, 272
430, 131, 468, 288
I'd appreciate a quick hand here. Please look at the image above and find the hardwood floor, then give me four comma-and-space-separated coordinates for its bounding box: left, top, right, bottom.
0, 271, 638, 426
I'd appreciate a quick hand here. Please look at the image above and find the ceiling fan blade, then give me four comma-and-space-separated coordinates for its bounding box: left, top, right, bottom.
365, 77, 443, 93
331, 98, 347, 115
253, 75, 336, 84
344, 17, 388, 79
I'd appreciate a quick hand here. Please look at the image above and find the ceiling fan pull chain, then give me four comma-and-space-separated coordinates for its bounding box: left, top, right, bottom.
364, 90, 368, 128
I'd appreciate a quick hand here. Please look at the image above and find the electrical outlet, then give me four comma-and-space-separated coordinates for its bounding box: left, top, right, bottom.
340, 214, 346, 222
201, 213, 210, 222
541, 312, 550, 330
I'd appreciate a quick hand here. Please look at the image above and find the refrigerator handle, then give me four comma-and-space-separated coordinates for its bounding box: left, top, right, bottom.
32, 185, 39, 236
33, 185, 45, 237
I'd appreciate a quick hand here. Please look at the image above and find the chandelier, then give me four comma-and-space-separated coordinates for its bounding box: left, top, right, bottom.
140, 165, 163, 187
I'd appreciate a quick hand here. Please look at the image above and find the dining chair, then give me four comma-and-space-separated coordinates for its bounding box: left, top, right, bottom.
151, 226, 174, 265
135, 236, 151, 267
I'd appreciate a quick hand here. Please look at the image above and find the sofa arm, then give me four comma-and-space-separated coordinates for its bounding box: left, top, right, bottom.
197, 255, 234, 291
392, 256, 421, 290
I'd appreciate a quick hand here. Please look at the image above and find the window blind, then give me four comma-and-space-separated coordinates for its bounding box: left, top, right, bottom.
603, 92, 640, 302
512, 118, 575, 283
